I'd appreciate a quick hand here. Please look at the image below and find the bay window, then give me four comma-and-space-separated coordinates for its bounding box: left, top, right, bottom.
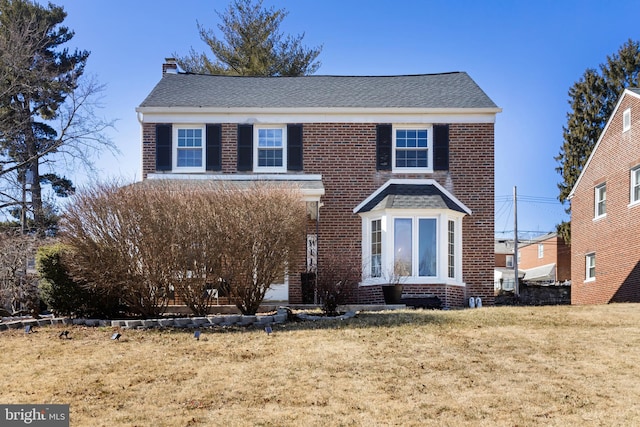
362, 211, 463, 284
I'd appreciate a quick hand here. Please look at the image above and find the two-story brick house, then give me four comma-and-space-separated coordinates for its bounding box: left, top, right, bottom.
518, 232, 571, 284
568, 88, 640, 304
136, 60, 501, 308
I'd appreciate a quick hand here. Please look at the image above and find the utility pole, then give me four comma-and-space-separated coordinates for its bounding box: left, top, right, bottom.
513, 186, 519, 296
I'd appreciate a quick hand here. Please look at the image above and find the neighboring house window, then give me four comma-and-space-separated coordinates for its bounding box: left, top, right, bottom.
175, 126, 205, 172
254, 125, 287, 172
585, 253, 596, 281
392, 126, 432, 172
623, 108, 631, 132
447, 220, 455, 278
595, 183, 606, 218
371, 219, 382, 278
631, 166, 640, 205
538, 243, 544, 259
506, 255, 514, 268
518, 250, 521, 265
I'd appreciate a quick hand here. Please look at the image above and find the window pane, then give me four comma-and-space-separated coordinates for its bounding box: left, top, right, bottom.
178, 128, 202, 148
633, 168, 640, 202
448, 220, 455, 278
418, 218, 436, 277
596, 184, 606, 216
258, 128, 283, 147
371, 219, 382, 278
394, 219, 412, 276
177, 148, 202, 167
586, 254, 596, 279
258, 148, 283, 167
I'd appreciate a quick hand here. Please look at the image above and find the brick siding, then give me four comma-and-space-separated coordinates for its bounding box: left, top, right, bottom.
141, 122, 495, 308
571, 92, 640, 304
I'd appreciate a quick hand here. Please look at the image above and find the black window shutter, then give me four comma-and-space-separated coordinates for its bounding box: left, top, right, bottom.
287, 124, 303, 171
433, 124, 449, 171
156, 124, 172, 171
237, 124, 253, 171
376, 124, 392, 171
206, 124, 222, 171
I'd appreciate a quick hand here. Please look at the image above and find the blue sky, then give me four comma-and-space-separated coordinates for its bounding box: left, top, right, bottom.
39, 0, 640, 237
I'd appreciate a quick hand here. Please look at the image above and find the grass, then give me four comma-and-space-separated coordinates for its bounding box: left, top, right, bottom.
2, 304, 640, 426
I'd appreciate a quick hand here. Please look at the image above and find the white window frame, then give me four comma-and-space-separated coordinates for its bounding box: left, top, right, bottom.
505, 255, 514, 268
173, 125, 206, 173
585, 252, 596, 282
594, 183, 606, 219
254, 125, 287, 173
392, 125, 433, 173
623, 108, 631, 132
360, 208, 464, 286
631, 166, 640, 206
538, 243, 544, 259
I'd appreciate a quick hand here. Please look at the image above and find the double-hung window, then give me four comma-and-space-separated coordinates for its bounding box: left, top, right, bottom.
174, 126, 205, 172
623, 108, 631, 132
255, 125, 286, 172
585, 253, 596, 281
393, 126, 432, 172
506, 255, 514, 268
538, 243, 544, 259
631, 166, 640, 205
595, 183, 606, 218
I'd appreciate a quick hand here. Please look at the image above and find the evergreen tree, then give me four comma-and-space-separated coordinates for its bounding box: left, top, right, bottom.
0, 0, 114, 235
175, 0, 322, 76
555, 39, 640, 242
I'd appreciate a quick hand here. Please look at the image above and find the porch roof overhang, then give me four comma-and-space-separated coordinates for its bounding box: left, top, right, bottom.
145, 173, 324, 202
522, 263, 556, 282
353, 179, 471, 215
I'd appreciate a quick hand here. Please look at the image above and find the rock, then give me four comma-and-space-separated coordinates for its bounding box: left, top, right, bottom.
238, 315, 257, 326
124, 319, 143, 329
255, 315, 274, 325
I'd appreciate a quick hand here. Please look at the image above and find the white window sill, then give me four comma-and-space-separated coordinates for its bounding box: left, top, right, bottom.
628, 201, 640, 208
254, 167, 287, 173
392, 168, 433, 174
593, 214, 606, 221
584, 277, 596, 283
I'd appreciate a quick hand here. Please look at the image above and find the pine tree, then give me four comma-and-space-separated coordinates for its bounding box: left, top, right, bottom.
175, 0, 322, 76
0, 0, 113, 235
555, 39, 640, 242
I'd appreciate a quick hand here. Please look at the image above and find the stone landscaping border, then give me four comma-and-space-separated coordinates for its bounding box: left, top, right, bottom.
0, 308, 358, 332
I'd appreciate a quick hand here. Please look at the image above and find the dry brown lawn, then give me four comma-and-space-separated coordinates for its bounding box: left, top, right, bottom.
2, 304, 640, 426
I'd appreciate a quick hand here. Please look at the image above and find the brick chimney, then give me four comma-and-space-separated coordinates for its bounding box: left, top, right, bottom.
162, 57, 178, 75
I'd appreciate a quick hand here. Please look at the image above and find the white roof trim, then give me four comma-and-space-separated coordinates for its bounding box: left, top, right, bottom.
352, 178, 472, 215
137, 109, 499, 125
136, 106, 502, 115
568, 88, 640, 200
146, 173, 324, 201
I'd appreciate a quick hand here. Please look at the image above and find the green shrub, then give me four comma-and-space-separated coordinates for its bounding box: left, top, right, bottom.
37, 243, 121, 318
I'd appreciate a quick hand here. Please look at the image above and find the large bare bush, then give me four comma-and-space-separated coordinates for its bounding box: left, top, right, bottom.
219, 184, 306, 314
62, 184, 175, 317
61, 181, 306, 317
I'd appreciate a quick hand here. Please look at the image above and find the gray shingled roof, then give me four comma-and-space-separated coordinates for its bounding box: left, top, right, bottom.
138, 72, 498, 110
355, 184, 468, 214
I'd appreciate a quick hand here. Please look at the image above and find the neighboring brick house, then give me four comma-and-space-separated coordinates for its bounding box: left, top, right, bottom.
568, 88, 640, 304
517, 233, 571, 284
136, 59, 501, 308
